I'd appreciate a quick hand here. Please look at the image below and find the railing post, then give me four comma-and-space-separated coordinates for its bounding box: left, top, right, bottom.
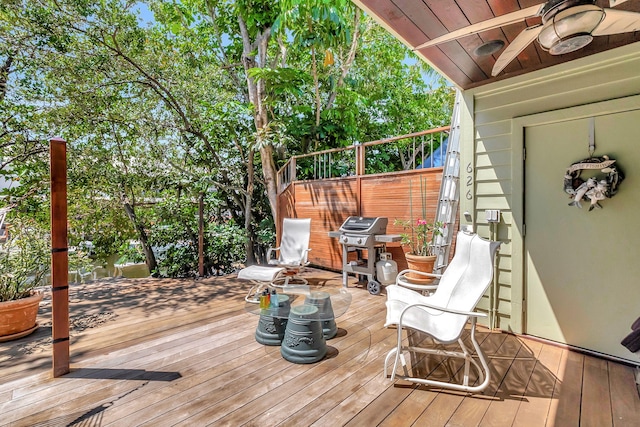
355, 143, 365, 176
50, 137, 69, 377
290, 157, 297, 183
198, 192, 204, 277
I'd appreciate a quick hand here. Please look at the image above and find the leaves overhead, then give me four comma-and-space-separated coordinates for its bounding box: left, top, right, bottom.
0, 0, 453, 276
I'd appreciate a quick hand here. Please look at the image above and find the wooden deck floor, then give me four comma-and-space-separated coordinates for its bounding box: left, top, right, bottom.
1, 268, 638, 426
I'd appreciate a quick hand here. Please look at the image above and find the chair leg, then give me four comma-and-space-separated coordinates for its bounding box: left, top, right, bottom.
384, 318, 491, 393
245, 282, 269, 303
272, 270, 309, 287
469, 318, 491, 390
384, 324, 406, 381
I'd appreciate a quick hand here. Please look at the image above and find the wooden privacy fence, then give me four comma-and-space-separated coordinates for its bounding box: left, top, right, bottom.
275, 127, 452, 272
276, 127, 450, 193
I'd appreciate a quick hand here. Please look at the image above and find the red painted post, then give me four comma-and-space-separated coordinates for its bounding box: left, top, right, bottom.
50, 137, 70, 377
198, 192, 204, 277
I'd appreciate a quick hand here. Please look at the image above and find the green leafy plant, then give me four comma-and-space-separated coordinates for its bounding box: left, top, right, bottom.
0, 218, 50, 302
115, 241, 146, 265
153, 243, 198, 278
394, 217, 442, 257
206, 222, 248, 275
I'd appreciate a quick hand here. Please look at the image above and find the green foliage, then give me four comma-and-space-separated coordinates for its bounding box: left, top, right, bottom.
146, 198, 198, 277
254, 216, 275, 247
115, 241, 146, 265
153, 243, 198, 278
393, 177, 443, 256
0, 0, 454, 279
393, 218, 443, 257
236, 0, 280, 33
0, 218, 49, 302
145, 198, 247, 277
248, 67, 311, 100
206, 221, 248, 274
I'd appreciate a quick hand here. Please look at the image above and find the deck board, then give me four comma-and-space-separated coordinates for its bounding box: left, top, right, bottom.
0, 269, 638, 427
548, 349, 584, 427
582, 356, 613, 427
511, 339, 563, 427
609, 362, 640, 427
444, 331, 513, 426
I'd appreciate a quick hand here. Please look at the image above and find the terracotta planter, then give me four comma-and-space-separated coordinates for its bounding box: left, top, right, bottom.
404, 253, 436, 284
0, 291, 43, 342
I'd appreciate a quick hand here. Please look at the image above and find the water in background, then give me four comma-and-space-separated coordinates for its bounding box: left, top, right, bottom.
67, 253, 150, 284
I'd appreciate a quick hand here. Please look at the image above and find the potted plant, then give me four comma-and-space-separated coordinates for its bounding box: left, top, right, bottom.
394, 177, 443, 283
394, 218, 443, 281
0, 217, 50, 342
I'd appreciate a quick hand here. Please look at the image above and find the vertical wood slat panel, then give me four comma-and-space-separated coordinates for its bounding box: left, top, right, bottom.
277, 169, 444, 272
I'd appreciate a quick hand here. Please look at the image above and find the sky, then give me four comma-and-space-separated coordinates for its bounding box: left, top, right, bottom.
132, 2, 154, 26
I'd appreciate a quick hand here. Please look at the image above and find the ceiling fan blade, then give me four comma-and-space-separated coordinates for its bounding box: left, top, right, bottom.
492, 25, 544, 76
593, 9, 640, 35
414, 4, 544, 50
609, 0, 632, 7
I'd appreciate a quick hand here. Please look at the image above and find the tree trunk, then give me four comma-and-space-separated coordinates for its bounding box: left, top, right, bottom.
239, 16, 279, 224
326, 9, 361, 110
0, 55, 12, 102
120, 196, 157, 274
244, 148, 256, 265
311, 45, 321, 149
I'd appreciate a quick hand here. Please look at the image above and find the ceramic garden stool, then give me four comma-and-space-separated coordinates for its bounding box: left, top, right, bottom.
304, 291, 337, 339
280, 305, 326, 364
255, 295, 290, 346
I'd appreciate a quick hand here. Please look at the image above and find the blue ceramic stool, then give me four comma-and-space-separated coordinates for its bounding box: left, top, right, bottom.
281, 305, 326, 363
304, 291, 337, 339
255, 295, 290, 345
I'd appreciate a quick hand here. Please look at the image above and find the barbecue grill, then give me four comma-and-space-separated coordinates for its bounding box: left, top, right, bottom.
328, 216, 401, 295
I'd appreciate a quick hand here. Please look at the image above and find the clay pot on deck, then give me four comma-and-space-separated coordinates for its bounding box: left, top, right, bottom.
404, 253, 436, 284
0, 292, 43, 342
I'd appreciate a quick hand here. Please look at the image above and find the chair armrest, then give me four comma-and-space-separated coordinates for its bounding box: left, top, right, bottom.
395, 269, 442, 292
397, 269, 442, 280
267, 246, 281, 262
301, 248, 311, 265
400, 302, 488, 319
286, 248, 312, 267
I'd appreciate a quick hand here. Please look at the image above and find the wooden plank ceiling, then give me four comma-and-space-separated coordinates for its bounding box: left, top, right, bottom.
353, 0, 640, 89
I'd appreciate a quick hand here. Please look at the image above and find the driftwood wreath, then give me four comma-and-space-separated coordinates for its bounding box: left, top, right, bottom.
563, 155, 624, 211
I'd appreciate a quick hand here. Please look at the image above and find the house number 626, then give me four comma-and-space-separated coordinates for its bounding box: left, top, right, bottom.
465, 162, 473, 200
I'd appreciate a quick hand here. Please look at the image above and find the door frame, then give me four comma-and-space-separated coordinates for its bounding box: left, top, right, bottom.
509, 93, 640, 334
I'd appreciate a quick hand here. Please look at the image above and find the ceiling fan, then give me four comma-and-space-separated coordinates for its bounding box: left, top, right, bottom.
414, 0, 640, 77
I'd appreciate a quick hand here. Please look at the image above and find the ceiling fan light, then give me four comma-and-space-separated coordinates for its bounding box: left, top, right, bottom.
549, 34, 594, 54
538, 5, 604, 53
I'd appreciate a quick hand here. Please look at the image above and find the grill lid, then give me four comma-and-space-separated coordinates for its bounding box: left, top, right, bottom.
339, 216, 388, 235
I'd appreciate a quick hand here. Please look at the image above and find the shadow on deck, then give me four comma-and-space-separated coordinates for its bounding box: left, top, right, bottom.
1, 268, 638, 426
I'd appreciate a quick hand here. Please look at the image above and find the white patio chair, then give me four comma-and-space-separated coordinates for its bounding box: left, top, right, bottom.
384, 232, 501, 393
267, 218, 312, 286
238, 264, 286, 303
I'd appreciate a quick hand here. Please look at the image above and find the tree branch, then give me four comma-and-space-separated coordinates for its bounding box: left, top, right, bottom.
326, 8, 362, 110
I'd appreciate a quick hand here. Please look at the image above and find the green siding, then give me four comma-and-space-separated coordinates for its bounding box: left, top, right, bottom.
462, 42, 640, 333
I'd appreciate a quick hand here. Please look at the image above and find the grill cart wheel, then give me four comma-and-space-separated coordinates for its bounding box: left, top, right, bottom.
367, 280, 381, 295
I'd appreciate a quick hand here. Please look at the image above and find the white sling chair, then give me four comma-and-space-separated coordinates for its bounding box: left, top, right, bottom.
384, 231, 500, 393
267, 218, 312, 286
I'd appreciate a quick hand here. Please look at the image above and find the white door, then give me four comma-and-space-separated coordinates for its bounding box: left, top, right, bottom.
525, 110, 640, 362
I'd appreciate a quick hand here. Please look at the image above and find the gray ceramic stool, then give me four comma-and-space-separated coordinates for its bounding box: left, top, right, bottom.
281, 305, 326, 363
304, 291, 337, 339
255, 294, 290, 346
